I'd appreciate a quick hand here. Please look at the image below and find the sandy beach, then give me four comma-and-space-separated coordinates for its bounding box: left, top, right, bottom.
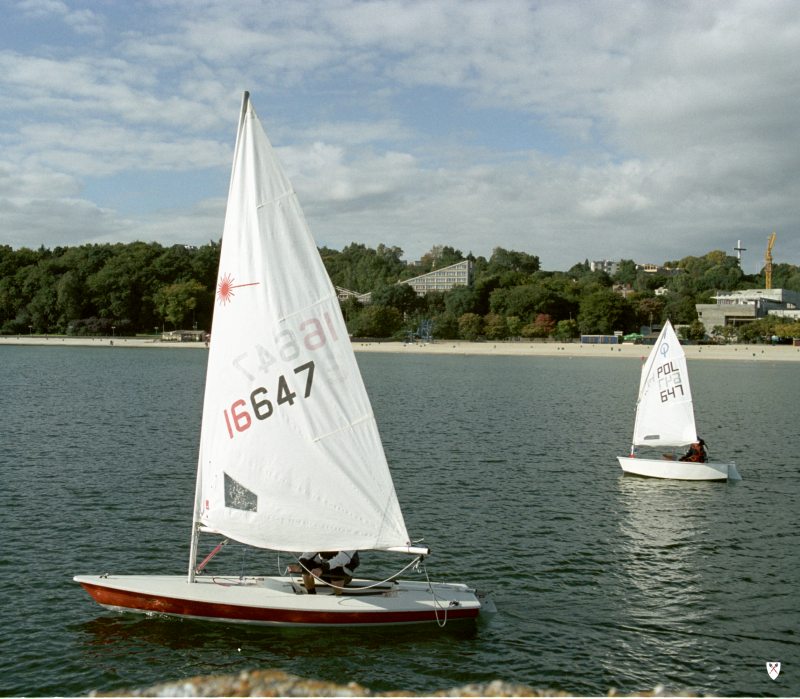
2, 334, 799, 362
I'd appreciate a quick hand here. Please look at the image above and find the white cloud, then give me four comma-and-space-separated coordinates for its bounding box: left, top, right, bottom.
0, 0, 798, 272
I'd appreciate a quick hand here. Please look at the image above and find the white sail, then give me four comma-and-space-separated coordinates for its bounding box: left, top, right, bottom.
631, 320, 697, 448
195, 93, 411, 552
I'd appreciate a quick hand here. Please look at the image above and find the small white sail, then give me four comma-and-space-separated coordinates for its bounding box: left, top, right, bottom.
631, 320, 697, 448
195, 93, 410, 552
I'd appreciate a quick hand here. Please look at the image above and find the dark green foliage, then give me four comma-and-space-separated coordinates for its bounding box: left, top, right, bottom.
321, 243, 406, 291
0, 241, 218, 335
369, 283, 422, 315
1, 241, 795, 341
577, 288, 636, 334
348, 305, 403, 338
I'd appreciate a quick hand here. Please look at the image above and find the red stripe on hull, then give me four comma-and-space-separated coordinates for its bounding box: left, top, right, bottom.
78, 582, 479, 626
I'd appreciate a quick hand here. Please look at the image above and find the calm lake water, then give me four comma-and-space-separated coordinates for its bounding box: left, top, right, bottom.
0, 345, 797, 697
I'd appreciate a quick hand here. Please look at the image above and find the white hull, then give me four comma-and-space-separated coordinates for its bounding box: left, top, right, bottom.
74, 574, 491, 627
617, 456, 741, 481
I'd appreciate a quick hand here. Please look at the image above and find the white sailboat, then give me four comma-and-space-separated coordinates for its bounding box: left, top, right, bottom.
75, 92, 491, 626
617, 320, 741, 481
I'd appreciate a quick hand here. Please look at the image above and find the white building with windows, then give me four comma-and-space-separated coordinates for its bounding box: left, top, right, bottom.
695, 289, 800, 334
590, 260, 618, 275
400, 260, 474, 296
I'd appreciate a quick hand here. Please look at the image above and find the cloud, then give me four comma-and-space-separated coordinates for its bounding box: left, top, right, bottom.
15, 0, 103, 36
0, 0, 798, 272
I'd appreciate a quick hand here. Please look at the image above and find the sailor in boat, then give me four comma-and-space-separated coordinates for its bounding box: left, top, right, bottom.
679, 438, 708, 463
292, 551, 360, 595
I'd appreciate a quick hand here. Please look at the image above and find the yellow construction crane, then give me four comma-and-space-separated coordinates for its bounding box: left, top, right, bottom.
765, 232, 777, 289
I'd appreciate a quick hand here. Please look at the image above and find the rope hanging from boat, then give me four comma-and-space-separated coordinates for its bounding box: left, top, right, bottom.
421, 561, 449, 628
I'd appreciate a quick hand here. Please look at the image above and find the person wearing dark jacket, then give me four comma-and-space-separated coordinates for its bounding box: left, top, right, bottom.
297, 551, 360, 594
680, 438, 708, 463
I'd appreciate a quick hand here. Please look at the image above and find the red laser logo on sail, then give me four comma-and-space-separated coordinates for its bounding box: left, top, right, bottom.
217, 273, 260, 305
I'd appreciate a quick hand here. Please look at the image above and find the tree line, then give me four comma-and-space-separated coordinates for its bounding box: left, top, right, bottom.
2, 241, 799, 342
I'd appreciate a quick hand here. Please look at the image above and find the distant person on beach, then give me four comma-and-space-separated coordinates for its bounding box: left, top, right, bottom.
679, 438, 708, 463
292, 551, 360, 594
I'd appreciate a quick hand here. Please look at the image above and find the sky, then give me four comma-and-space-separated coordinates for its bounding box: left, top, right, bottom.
1, 0, 798, 273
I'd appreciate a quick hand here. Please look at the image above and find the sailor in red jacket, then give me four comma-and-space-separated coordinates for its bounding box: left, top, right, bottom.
680, 438, 708, 463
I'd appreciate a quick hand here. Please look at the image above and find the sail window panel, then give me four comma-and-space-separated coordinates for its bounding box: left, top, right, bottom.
224, 472, 258, 512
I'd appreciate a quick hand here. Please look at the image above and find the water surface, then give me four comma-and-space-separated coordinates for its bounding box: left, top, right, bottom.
0, 346, 797, 696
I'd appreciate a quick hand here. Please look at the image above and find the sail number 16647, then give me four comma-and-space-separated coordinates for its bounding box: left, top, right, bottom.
223, 361, 314, 439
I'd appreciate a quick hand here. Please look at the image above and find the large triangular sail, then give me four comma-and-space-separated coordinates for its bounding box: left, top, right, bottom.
630, 320, 697, 449
192, 92, 411, 554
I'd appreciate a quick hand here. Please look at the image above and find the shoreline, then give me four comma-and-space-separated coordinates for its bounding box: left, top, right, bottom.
2, 335, 799, 362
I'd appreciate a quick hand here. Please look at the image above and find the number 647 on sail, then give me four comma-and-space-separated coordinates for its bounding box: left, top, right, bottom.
223, 361, 314, 439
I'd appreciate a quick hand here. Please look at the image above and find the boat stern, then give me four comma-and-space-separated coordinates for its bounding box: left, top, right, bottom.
727, 462, 742, 481
476, 589, 497, 618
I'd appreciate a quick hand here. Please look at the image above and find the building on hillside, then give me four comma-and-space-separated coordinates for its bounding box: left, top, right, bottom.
590, 260, 618, 275
613, 283, 635, 298
336, 286, 372, 304
591, 259, 679, 276
695, 289, 800, 335
400, 260, 474, 296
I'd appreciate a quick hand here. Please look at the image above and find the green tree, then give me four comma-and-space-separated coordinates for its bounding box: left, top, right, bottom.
370, 283, 422, 315
577, 289, 635, 334
662, 293, 698, 324
774, 320, 800, 339
444, 286, 480, 317
613, 259, 638, 286
684, 320, 706, 342
431, 310, 459, 339
349, 305, 403, 338
412, 245, 464, 273
632, 295, 665, 329
458, 313, 483, 340
85, 242, 161, 329
768, 263, 800, 292
554, 318, 579, 341
506, 315, 523, 338
521, 313, 556, 338
712, 324, 737, 343
483, 313, 508, 340
154, 280, 207, 329
486, 247, 540, 276
324, 243, 406, 291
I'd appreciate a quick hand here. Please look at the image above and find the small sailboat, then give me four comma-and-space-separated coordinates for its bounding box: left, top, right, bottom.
617, 320, 741, 481
75, 92, 491, 626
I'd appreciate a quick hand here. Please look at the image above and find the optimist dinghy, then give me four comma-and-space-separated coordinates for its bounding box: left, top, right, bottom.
617, 320, 741, 482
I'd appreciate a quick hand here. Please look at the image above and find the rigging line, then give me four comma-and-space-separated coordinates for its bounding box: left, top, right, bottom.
239, 545, 249, 580
195, 538, 229, 574
421, 562, 449, 628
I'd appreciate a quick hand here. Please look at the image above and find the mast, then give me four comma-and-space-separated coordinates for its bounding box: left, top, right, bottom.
187, 91, 251, 583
